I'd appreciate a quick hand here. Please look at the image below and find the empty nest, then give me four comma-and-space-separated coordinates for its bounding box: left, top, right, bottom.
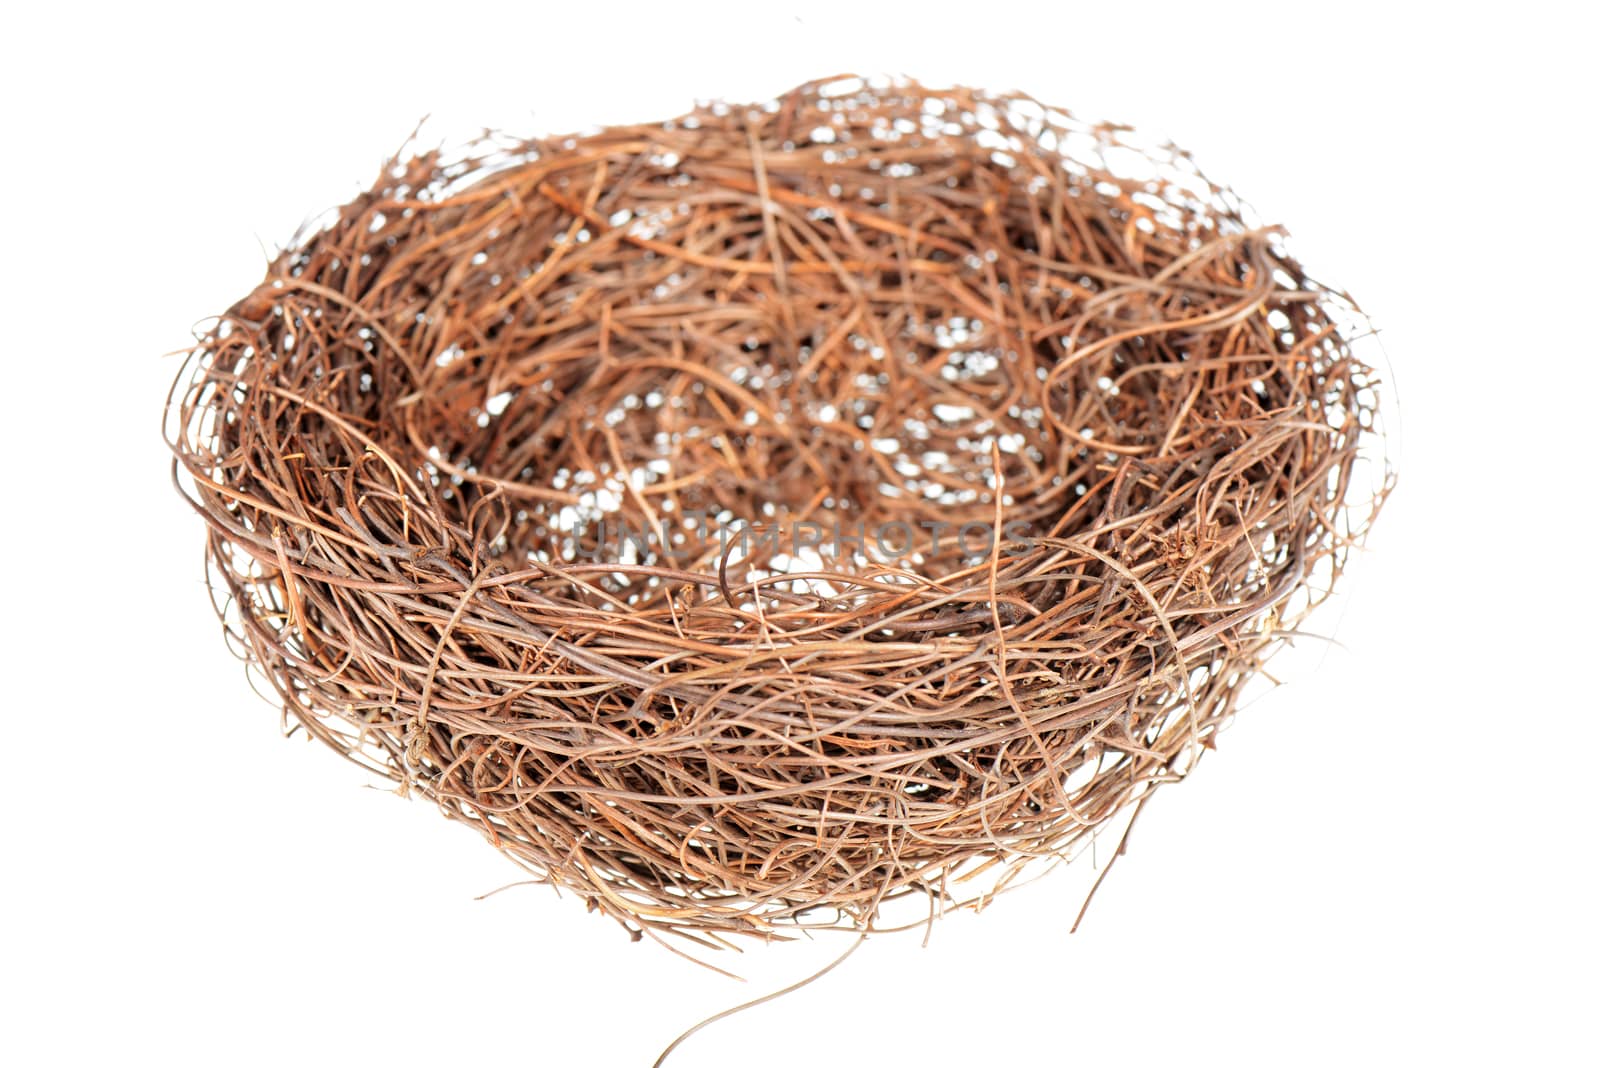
166, 76, 1390, 948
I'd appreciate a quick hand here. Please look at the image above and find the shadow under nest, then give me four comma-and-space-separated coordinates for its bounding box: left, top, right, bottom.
167, 76, 1388, 949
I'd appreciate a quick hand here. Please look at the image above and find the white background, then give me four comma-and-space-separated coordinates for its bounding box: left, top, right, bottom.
4, 3, 1595, 1065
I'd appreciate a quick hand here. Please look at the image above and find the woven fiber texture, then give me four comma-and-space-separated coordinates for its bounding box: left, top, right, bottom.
166, 76, 1389, 945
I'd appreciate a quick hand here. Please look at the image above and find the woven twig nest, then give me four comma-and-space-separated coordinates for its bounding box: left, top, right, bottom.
166, 76, 1389, 945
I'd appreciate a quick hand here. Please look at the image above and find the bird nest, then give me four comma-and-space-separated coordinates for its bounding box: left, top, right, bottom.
165, 76, 1390, 947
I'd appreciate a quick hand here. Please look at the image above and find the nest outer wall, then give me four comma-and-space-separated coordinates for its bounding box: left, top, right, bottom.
166, 75, 1391, 945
